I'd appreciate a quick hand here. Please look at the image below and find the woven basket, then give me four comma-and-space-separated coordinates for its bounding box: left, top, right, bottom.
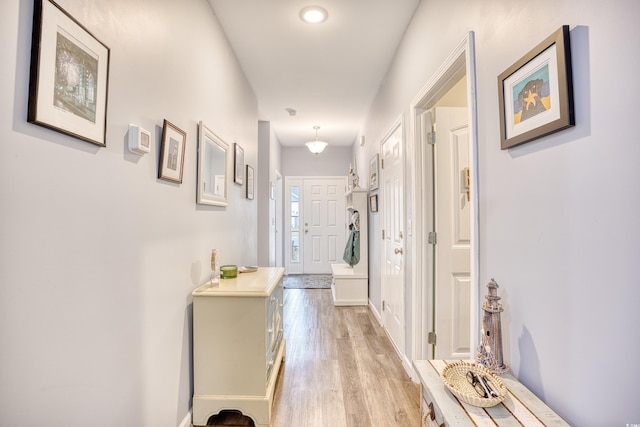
441, 361, 507, 407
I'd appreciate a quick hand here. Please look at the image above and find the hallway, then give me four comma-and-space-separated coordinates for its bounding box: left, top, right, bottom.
206, 289, 420, 426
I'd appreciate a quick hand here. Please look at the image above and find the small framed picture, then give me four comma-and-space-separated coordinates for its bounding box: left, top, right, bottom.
158, 119, 186, 183
369, 194, 378, 212
234, 143, 244, 185
28, 0, 110, 146
498, 25, 575, 149
369, 154, 379, 191
246, 165, 254, 200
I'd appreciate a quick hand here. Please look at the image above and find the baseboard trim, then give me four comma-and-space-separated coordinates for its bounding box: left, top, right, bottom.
402, 352, 418, 382
368, 299, 382, 325
368, 301, 418, 383
178, 410, 192, 427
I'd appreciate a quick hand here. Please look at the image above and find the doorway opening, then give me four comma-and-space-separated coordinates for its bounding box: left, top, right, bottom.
410, 32, 480, 362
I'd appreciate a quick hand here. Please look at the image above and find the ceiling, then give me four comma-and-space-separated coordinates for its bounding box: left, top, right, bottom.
207, 0, 421, 147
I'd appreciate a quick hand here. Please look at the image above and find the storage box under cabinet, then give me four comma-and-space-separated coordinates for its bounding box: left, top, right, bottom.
192, 267, 285, 427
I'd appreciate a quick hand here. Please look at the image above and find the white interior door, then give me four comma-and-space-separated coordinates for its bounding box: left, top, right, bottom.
433, 107, 471, 360
381, 120, 405, 354
302, 178, 346, 274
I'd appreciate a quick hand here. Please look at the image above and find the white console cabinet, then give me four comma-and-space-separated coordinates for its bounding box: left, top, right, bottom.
191, 267, 285, 427
331, 188, 368, 306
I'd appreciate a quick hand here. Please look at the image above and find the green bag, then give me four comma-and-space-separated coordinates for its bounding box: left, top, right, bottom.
343, 229, 360, 266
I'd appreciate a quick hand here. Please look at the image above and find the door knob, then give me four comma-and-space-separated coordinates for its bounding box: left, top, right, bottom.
394, 248, 403, 254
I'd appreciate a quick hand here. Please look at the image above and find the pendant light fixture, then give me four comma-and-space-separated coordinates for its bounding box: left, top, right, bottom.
305, 126, 328, 154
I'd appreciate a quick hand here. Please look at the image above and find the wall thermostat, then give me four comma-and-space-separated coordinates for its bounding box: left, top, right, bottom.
128, 124, 151, 155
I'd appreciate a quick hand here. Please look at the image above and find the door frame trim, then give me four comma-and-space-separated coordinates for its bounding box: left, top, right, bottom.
409, 31, 480, 362
274, 170, 283, 267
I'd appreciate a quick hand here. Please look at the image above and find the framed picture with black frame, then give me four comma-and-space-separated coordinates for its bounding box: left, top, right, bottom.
498, 25, 575, 149
28, 0, 110, 147
158, 119, 186, 184
369, 194, 378, 213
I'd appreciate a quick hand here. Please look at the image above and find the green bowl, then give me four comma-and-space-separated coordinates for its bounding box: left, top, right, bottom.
220, 265, 238, 279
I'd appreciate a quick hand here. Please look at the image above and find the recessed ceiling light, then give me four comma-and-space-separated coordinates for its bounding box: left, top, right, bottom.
300, 6, 328, 24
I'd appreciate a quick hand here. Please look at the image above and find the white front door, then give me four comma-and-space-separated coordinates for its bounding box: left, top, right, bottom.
302, 177, 346, 274
381, 120, 405, 354
432, 107, 471, 360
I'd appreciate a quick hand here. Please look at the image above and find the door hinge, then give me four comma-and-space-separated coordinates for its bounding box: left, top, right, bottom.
382, 229, 385, 239
428, 331, 437, 345
427, 131, 436, 145
381, 158, 384, 169
428, 231, 437, 245
382, 300, 386, 311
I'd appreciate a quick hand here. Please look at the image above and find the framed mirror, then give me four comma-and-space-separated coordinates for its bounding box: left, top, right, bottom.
197, 121, 229, 206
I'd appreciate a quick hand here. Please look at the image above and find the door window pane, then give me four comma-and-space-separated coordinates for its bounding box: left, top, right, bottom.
290, 186, 300, 263
291, 232, 300, 263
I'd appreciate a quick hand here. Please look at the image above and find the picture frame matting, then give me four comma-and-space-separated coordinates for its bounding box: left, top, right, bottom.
234, 143, 244, 185
28, 0, 110, 146
497, 25, 575, 149
158, 119, 187, 184
246, 165, 254, 200
369, 194, 378, 213
369, 153, 379, 191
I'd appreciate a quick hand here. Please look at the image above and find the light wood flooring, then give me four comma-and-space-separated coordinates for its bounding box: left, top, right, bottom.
203, 289, 420, 427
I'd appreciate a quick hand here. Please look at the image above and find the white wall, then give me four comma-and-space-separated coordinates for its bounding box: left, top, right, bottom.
360, 1, 640, 426
281, 146, 352, 177
257, 121, 271, 266
0, 0, 257, 426
257, 121, 282, 266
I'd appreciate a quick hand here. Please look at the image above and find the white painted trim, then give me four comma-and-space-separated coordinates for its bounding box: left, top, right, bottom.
369, 300, 418, 381
274, 170, 283, 268
178, 410, 191, 427
379, 307, 419, 382
409, 31, 480, 363
369, 300, 419, 383
369, 299, 382, 325
403, 354, 419, 383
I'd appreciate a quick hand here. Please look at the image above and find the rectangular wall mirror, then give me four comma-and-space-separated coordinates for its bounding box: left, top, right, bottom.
197, 121, 229, 206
